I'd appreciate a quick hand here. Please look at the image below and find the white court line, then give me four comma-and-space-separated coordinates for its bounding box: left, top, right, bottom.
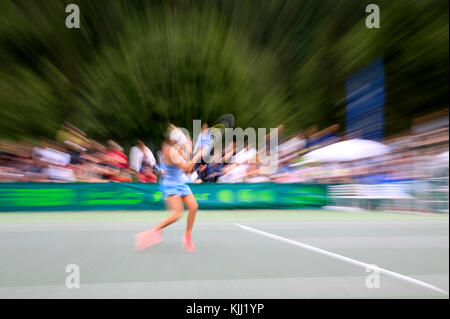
234, 223, 449, 296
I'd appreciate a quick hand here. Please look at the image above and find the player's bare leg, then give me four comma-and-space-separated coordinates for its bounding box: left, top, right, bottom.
135, 195, 184, 251
156, 195, 185, 230
182, 193, 198, 252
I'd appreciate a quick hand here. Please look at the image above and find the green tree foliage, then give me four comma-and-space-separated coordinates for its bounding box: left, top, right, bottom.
0, 0, 448, 147
73, 7, 289, 146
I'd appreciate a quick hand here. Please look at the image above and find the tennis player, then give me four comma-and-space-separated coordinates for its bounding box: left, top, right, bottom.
135, 125, 203, 252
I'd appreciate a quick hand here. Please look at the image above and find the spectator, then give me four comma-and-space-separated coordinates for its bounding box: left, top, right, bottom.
193, 123, 213, 157
196, 163, 208, 182
106, 140, 128, 169
138, 164, 157, 183
129, 140, 156, 172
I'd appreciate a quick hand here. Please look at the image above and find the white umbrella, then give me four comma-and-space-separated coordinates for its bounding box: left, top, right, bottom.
436, 151, 449, 163
302, 139, 390, 163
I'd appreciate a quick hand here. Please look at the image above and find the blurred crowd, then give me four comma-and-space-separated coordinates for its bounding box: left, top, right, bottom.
0, 123, 158, 183
199, 122, 448, 186
0, 113, 448, 187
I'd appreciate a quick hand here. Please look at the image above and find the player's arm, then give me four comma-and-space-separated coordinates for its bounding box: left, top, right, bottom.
163, 144, 202, 173
177, 150, 203, 173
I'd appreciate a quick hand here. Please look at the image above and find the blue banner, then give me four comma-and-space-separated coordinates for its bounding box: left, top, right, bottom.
346, 57, 385, 141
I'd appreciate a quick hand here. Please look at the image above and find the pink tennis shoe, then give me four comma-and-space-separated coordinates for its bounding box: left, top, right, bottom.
135, 228, 162, 251
182, 233, 195, 252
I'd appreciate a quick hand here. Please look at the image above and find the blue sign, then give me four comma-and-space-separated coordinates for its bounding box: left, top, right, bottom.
346, 58, 385, 141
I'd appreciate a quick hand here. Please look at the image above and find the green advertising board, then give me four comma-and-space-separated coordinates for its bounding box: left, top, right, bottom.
0, 183, 328, 211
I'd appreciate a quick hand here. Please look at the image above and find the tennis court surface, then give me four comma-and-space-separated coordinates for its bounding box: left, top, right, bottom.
0, 210, 448, 299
